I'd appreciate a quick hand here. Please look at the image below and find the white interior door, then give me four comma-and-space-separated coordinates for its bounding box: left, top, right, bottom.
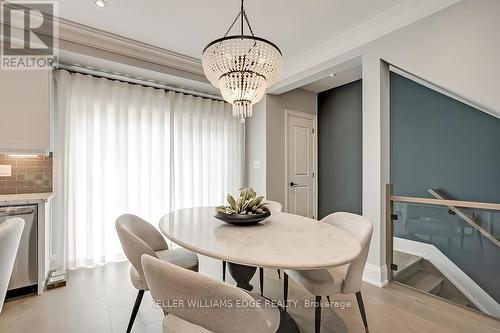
286, 111, 316, 218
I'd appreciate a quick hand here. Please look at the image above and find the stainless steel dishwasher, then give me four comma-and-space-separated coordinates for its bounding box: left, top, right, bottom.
0, 205, 38, 295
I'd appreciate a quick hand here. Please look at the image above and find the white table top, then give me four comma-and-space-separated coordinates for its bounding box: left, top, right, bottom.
159, 207, 362, 270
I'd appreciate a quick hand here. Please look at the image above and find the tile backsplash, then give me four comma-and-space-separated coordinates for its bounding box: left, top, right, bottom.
0, 154, 53, 195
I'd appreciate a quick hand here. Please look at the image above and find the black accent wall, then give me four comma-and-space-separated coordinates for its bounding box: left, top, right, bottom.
318, 80, 362, 219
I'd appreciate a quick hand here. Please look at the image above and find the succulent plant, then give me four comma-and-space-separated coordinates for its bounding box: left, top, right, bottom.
217, 187, 268, 215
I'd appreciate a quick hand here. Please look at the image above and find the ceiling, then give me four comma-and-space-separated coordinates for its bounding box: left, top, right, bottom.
302, 65, 362, 93
56, 0, 406, 63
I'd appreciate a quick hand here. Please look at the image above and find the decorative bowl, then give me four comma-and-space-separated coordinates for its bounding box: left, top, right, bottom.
214, 208, 271, 226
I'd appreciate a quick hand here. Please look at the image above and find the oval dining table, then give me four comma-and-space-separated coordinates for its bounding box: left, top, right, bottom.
159, 206, 362, 333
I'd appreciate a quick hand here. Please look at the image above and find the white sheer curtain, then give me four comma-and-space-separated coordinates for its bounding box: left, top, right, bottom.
53, 70, 244, 269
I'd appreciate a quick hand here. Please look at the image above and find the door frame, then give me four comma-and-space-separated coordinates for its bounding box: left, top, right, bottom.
284, 109, 318, 219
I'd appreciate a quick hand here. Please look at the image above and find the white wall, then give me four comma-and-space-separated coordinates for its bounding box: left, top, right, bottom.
245, 99, 267, 195
266, 89, 317, 206
245, 88, 317, 202
361, 58, 390, 286
245, 89, 318, 200
364, 0, 500, 117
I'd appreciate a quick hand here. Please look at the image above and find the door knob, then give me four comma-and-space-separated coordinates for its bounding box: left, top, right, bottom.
290, 182, 297, 187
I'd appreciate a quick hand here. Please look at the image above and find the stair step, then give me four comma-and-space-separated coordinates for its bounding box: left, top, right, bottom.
393, 256, 422, 282
403, 270, 444, 293
447, 296, 470, 307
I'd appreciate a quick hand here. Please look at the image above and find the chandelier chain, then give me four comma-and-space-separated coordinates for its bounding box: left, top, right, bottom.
223, 0, 255, 37
223, 12, 241, 37
241, 0, 244, 35
242, 9, 255, 37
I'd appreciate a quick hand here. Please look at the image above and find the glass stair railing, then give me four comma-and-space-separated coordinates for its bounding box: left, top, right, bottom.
393, 251, 479, 311
386, 184, 500, 319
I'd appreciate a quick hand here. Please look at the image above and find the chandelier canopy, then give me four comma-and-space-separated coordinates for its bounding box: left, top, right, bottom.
202, 0, 282, 122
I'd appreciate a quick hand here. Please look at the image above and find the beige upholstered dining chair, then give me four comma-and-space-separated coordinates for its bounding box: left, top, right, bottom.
116, 214, 199, 333
283, 212, 373, 333
0, 218, 24, 314
265, 200, 283, 214
222, 200, 283, 296
142, 254, 280, 333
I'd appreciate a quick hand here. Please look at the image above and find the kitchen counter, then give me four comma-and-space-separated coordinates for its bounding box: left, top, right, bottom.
0, 193, 54, 206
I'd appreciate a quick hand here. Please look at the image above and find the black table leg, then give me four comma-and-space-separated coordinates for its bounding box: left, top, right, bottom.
227, 262, 257, 291
277, 306, 300, 333
227, 264, 300, 332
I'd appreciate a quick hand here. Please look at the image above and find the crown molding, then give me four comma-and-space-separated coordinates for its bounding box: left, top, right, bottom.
269, 0, 463, 94
0, 1, 205, 78
55, 17, 205, 76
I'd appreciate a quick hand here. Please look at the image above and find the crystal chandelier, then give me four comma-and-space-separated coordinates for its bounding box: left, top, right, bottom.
202, 0, 282, 122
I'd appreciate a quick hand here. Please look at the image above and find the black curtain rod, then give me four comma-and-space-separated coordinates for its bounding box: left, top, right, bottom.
53, 66, 225, 103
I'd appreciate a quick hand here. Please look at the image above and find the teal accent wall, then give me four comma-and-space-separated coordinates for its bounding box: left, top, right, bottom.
390, 72, 500, 203
318, 80, 362, 219
391, 72, 500, 303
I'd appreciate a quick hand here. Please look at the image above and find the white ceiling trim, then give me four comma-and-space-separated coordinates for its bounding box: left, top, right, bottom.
1, 2, 205, 78
269, 0, 463, 94
302, 65, 362, 93
56, 17, 205, 77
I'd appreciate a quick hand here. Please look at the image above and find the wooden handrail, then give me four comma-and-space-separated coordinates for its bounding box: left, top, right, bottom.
389, 195, 500, 211
386, 185, 500, 278
428, 189, 500, 248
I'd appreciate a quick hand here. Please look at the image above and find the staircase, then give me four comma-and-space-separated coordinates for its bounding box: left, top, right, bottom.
393, 251, 478, 310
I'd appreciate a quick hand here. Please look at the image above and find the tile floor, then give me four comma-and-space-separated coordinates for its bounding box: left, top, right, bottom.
1, 255, 499, 333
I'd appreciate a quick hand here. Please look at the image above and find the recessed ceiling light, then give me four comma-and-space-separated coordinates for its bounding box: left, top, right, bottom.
94, 0, 108, 8
329, 73, 336, 77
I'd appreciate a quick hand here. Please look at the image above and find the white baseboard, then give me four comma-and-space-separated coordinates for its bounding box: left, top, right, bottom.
362, 263, 388, 288
394, 237, 500, 317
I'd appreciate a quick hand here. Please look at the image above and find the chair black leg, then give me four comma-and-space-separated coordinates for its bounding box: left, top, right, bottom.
127, 290, 144, 333
222, 261, 226, 282
326, 296, 331, 303
355, 291, 369, 333
283, 272, 288, 311
315, 295, 322, 333
277, 269, 281, 279
259, 267, 264, 296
